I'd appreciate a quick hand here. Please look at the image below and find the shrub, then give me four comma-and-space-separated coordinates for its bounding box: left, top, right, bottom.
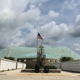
26, 66, 35, 69
60, 57, 74, 62
44, 66, 57, 69
4, 56, 15, 60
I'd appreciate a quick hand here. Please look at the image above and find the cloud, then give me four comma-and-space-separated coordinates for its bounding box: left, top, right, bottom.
75, 15, 80, 25
0, 0, 62, 49
69, 26, 80, 37
40, 21, 68, 45
21, 21, 68, 47
48, 11, 59, 18
0, 0, 80, 50
18, 6, 41, 24
0, 0, 42, 49
69, 15, 80, 37
62, 0, 78, 10
71, 43, 80, 51
41, 10, 59, 21
0, 0, 68, 48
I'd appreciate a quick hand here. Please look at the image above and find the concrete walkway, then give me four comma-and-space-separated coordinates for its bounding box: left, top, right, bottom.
0, 69, 80, 80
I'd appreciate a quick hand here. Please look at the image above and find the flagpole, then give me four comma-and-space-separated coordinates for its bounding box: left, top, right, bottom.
37, 22, 38, 53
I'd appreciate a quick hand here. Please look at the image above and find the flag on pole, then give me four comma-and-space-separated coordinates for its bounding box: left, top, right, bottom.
38, 33, 43, 40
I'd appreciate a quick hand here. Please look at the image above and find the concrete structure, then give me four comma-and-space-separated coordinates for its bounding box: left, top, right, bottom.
53, 60, 80, 72
21, 69, 61, 73
0, 46, 80, 70
53, 62, 61, 69
61, 60, 80, 72
0, 58, 26, 71
17, 58, 57, 67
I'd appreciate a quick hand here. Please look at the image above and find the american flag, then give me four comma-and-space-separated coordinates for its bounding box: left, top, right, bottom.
38, 33, 43, 40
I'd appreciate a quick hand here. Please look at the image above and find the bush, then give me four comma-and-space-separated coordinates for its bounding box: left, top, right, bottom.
60, 57, 74, 62
26, 66, 35, 69
4, 56, 15, 60
44, 66, 57, 69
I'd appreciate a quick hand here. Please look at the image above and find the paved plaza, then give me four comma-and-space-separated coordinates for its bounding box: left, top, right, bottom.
0, 69, 80, 80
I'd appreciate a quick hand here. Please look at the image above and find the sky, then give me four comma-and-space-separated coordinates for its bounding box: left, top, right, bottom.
0, 0, 80, 54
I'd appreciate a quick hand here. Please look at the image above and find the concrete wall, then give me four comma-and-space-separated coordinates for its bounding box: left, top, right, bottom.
0, 58, 26, 71
53, 60, 80, 72
17, 58, 57, 67
62, 60, 80, 72
53, 62, 61, 69
17, 62, 26, 69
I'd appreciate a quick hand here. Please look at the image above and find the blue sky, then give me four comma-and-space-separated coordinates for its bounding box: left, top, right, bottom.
0, 0, 80, 54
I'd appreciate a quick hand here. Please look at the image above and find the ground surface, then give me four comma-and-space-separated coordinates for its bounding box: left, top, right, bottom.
0, 69, 80, 80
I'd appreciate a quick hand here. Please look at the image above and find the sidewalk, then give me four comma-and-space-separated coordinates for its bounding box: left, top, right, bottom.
0, 69, 80, 80
0, 69, 80, 76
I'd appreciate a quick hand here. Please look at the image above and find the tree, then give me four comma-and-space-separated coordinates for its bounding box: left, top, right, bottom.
4, 56, 15, 60
60, 57, 74, 62
36, 44, 46, 68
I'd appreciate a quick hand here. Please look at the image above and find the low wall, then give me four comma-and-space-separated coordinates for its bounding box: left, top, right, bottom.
53, 62, 61, 69
21, 69, 61, 73
0, 58, 26, 71
17, 62, 26, 69
53, 60, 80, 72
62, 60, 80, 72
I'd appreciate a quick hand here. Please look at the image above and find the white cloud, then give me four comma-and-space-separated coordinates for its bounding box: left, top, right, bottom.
0, 0, 42, 49
41, 10, 59, 21
21, 21, 68, 47
40, 21, 68, 41
0, 0, 79, 50
72, 43, 80, 51
69, 14, 80, 37
39, 3, 42, 7
18, 6, 41, 24
62, 0, 78, 10
48, 11, 59, 18
75, 15, 80, 25
0, 0, 28, 13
